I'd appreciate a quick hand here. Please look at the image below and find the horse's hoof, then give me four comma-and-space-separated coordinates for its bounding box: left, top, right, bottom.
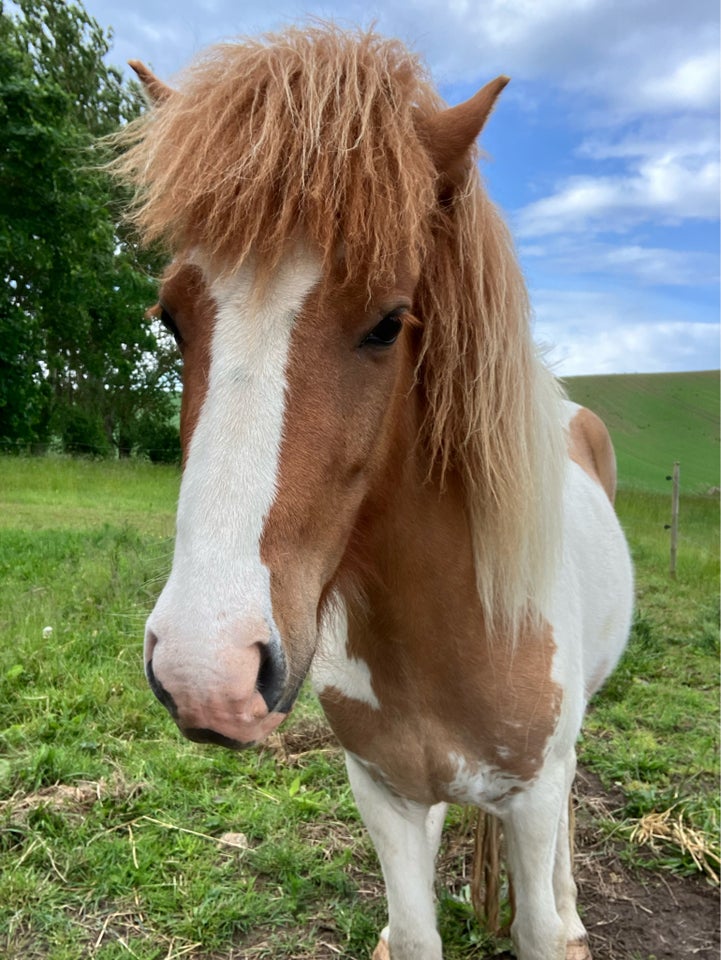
566, 939, 592, 960
372, 936, 391, 960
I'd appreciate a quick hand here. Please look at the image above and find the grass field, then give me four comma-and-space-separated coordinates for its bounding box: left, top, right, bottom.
566, 370, 719, 494
0, 377, 718, 958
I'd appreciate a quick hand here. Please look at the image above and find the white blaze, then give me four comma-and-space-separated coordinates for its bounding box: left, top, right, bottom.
147, 250, 321, 653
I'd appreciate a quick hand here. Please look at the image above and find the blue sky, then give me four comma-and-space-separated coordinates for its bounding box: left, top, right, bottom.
83, 0, 719, 376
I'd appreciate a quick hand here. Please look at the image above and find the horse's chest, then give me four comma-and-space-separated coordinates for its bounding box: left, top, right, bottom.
313, 640, 563, 809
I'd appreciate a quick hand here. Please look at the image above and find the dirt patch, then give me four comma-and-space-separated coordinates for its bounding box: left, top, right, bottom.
571, 766, 719, 960
265, 714, 340, 762
0, 774, 146, 823
437, 766, 720, 960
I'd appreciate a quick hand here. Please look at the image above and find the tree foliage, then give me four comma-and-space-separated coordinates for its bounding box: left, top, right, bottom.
0, 0, 180, 455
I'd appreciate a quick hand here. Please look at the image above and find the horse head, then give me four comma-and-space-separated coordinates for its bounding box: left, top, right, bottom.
122, 32, 510, 748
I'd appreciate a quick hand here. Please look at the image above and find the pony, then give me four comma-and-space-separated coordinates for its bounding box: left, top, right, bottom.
114, 25, 633, 960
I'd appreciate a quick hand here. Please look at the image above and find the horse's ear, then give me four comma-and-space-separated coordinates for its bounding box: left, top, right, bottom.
425, 75, 510, 191
128, 60, 174, 104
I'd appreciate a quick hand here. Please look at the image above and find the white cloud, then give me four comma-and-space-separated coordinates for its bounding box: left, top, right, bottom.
543, 320, 719, 376
515, 112, 719, 298
532, 289, 719, 375
370, 0, 719, 120
85, 0, 719, 118
636, 50, 720, 112
516, 149, 720, 238
520, 240, 719, 287
577, 116, 720, 164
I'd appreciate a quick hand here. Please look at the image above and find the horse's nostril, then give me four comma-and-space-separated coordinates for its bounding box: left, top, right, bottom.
145, 628, 159, 661
146, 658, 179, 719
256, 641, 287, 712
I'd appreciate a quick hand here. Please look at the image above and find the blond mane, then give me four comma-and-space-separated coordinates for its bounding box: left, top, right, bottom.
112, 26, 440, 284
112, 24, 566, 636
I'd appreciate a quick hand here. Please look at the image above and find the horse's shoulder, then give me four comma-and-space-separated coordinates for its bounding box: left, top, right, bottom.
563, 401, 617, 504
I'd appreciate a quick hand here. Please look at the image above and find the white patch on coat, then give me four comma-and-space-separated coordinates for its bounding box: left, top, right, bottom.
494, 399, 633, 779
561, 398, 583, 432
146, 249, 321, 660
311, 596, 380, 710
540, 455, 634, 744
444, 752, 524, 811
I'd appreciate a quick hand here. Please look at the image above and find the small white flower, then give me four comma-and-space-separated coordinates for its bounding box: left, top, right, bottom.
42, 626, 53, 638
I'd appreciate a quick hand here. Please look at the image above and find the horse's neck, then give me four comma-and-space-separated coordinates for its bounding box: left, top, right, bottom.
338, 395, 483, 664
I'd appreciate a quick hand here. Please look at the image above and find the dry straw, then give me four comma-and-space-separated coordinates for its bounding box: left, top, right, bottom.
630, 807, 720, 884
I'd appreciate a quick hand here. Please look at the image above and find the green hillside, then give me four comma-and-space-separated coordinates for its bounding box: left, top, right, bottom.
564, 370, 720, 494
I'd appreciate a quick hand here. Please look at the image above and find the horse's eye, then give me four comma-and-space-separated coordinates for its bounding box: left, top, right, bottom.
160, 305, 183, 348
361, 312, 404, 348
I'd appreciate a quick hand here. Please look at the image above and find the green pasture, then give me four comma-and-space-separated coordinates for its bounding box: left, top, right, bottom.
0, 416, 718, 957
566, 370, 720, 494
0, 457, 178, 535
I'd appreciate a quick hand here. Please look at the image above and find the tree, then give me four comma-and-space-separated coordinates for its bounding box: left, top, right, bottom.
0, 0, 180, 454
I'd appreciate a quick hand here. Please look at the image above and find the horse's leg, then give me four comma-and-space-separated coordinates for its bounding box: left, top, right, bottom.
552, 762, 592, 960
501, 761, 568, 960
425, 799, 448, 852
345, 752, 444, 960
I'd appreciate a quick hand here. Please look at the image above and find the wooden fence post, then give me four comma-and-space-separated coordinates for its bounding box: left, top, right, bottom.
668, 461, 680, 578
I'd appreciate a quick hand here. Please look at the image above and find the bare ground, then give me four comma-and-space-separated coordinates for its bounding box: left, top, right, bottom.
569, 766, 719, 960
438, 763, 719, 960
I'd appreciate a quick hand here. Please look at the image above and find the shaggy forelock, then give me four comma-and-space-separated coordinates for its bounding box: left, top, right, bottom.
113, 25, 442, 283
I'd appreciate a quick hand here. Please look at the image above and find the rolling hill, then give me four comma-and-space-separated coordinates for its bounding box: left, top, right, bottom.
564, 370, 719, 494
